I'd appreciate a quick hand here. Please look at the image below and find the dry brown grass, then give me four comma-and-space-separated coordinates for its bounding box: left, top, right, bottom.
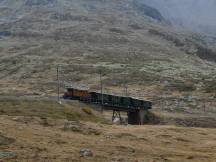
0, 98, 215, 161
0, 115, 216, 162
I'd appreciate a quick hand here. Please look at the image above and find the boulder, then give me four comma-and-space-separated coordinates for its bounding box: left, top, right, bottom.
80, 148, 93, 157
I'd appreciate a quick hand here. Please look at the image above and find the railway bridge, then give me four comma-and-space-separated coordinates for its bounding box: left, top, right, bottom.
63, 88, 152, 125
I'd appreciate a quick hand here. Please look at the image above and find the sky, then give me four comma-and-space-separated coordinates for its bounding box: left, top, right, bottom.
143, 0, 216, 34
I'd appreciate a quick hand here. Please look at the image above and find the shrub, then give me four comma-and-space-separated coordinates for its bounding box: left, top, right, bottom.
203, 81, 216, 93
82, 107, 93, 115
167, 81, 196, 92
143, 111, 161, 124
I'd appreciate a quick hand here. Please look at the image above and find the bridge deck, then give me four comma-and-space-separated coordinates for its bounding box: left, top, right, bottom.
82, 101, 149, 112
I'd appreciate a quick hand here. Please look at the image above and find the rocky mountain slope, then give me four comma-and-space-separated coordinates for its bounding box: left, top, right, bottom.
0, 0, 216, 101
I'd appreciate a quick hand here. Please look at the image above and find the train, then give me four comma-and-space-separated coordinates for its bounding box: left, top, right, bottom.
63, 87, 152, 111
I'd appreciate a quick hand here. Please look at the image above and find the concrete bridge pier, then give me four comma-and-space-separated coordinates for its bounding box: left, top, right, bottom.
128, 109, 148, 125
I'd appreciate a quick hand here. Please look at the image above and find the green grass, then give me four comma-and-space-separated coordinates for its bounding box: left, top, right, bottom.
0, 98, 108, 124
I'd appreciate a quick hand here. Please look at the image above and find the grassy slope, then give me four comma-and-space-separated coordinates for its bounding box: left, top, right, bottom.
0, 98, 108, 123
0, 96, 215, 161
0, 114, 216, 162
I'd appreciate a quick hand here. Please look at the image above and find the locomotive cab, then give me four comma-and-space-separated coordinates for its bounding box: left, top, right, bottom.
63, 87, 90, 100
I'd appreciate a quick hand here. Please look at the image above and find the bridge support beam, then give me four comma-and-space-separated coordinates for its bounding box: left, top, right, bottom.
112, 110, 122, 123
